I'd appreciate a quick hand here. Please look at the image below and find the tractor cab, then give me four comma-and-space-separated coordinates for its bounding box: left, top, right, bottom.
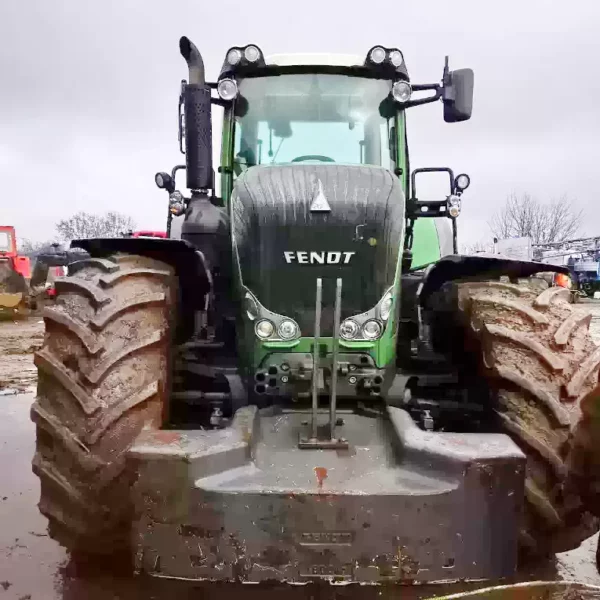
0, 225, 18, 257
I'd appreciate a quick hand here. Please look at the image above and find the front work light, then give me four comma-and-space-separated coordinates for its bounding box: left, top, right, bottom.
227, 48, 242, 66
244, 45, 261, 62
389, 50, 404, 67
392, 81, 412, 103
455, 173, 471, 192
217, 78, 239, 101
369, 46, 387, 64
155, 172, 173, 190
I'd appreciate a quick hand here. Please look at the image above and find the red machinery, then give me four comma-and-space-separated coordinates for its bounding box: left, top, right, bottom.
126, 230, 167, 239
0, 226, 31, 311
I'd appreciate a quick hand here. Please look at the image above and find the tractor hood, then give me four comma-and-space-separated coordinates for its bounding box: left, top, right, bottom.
231, 164, 405, 336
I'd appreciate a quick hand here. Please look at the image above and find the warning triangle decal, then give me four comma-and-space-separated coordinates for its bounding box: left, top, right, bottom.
310, 180, 331, 213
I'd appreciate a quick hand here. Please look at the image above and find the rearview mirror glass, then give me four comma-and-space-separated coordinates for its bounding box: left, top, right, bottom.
443, 68, 474, 123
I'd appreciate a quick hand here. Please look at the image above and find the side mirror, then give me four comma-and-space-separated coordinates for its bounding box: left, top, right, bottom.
411, 167, 454, 203
443, 68, 474, 123
408, 167, 466, 219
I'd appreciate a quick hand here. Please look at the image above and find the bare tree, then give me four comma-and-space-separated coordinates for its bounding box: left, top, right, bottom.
489, 193, 583, 244
55, 211, 136, 242
18, 238, 61, 257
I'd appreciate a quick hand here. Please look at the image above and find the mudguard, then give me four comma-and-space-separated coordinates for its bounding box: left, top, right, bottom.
417, 253, 569, 307
72, 237, 211, 337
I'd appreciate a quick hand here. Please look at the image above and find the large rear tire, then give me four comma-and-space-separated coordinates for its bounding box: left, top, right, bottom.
31, 254, 175, 555
457, 279, 600, 556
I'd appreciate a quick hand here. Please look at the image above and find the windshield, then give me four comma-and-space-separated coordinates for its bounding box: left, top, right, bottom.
0, 231, 11, 252
233, 74, 394, 170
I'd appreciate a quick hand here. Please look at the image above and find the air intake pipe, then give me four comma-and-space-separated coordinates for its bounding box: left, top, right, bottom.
179, 36, 213, 191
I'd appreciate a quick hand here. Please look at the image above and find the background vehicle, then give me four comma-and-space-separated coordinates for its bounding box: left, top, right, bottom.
0, 226, 31, 314
30, 39, 600, 584
122, 230, 168, 239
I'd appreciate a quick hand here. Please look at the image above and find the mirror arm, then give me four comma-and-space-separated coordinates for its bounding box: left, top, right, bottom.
402, 85, 442, 109
411, 83, 440, 92
170, 164, 186, 182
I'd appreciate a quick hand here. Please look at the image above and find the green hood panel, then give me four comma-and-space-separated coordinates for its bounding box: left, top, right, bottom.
410, 218, 454, 270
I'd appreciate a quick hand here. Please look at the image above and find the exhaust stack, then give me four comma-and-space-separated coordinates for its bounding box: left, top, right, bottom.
179, 36, 213, 191
179, 36, 206, 86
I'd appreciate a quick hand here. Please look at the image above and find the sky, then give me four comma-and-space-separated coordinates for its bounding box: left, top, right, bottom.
1, 0, 599, 247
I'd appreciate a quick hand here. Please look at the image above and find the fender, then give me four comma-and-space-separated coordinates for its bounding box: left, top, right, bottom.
417, 253, 569, 307
71, 237, 211, 340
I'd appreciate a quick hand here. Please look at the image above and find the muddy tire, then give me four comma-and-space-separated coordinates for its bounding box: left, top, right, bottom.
457, 279, 600, 556
31, 254, 175, 555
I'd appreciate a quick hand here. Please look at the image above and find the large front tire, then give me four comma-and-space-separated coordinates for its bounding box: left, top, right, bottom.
457, 280, 600, 556
31, 254, 175, 554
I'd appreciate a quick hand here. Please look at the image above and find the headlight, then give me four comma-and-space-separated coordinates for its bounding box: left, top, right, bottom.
244, 45, 261, 62
392, 81, 412, 103
217, 78, 238, 101
369, 46, 386, 64
340, 319, 359, 340
226, 48, 242, 66
255, 319, 274, 339
245, 293, 259, 320
278, 319, 299, 340
389, 50, 404, 67
363, 320, 383, 340
379, 291, 393, 321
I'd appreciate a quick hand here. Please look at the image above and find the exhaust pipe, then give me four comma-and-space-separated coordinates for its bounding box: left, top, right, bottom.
179, 36, 212, 191
179, 36, 205, 86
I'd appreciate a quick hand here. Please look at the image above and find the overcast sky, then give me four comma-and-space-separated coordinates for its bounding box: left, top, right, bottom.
1, 0, 599, 247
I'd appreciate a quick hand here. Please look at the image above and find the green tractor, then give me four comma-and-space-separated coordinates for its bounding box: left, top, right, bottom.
31, 38, 600, 584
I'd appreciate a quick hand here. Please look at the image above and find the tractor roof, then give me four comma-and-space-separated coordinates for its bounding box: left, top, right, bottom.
218, 46, 409, 81
264, 53, 366, 68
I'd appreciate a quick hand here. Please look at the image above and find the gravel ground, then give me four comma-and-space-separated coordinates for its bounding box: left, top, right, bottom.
1, 305, 600, 599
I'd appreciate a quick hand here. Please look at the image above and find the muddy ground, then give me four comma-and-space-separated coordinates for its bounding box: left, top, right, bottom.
2, 308, 600, 600
0, 318, 44, 393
